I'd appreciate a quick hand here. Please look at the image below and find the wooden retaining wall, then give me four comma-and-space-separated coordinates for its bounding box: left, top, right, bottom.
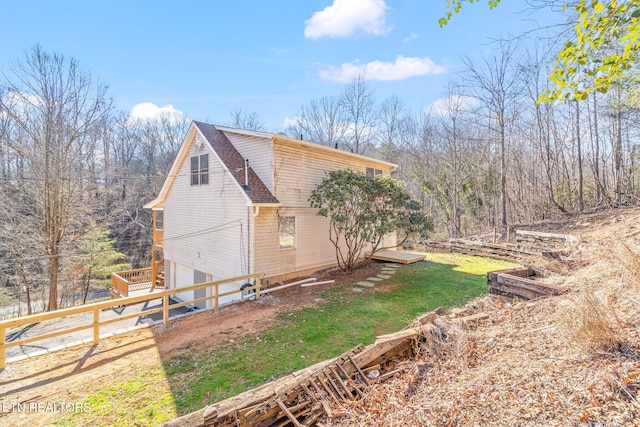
425, 229, 577, 263
487, 267, 568, 300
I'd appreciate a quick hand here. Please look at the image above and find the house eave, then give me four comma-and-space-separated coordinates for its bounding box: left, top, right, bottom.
272, 134, 398, 171
143, 199, 164, 209
249, 202, 281, 208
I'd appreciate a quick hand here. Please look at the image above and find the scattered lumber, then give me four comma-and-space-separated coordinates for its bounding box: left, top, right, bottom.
161, 313, 445, 427
453, 312, 490, 327
402, 307, 445, 330
514, 229, 578, 243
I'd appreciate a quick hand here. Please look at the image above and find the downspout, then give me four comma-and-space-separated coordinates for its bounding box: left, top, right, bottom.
247, 207, 251, 275
247, 206, 260, 276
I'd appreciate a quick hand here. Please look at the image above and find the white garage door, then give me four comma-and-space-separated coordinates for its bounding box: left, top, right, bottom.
174, 263, 194, 304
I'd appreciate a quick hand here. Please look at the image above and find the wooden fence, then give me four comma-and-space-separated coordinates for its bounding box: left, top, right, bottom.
0, 273, 261, 370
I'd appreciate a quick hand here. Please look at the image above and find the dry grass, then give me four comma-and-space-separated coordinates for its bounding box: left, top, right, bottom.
330, 209, 640, 427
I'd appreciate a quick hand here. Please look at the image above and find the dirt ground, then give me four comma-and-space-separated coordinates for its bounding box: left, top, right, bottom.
0, 262, 382, 427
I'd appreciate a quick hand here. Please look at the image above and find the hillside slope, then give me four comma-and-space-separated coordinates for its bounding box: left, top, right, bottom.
335, 207, 640, 426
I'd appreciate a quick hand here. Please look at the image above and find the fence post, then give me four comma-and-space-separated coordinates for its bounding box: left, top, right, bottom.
163, 294, 169, 325
0, 326, 5, 370
214, 284, 219, 312
93, 308, 99, 345
255, 276, 261, 300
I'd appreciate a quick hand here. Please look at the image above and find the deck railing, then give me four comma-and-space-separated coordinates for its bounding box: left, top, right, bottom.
0, 272, 262, 370
111, 267, 154, 298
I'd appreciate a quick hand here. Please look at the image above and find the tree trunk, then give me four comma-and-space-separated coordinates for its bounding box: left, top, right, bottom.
48, 253, 59, 311
500, 121, 507, 226
591, 95, 602, 206
83, 265, 92, 304
576, 102, 583, 212
616, 109, 623, 206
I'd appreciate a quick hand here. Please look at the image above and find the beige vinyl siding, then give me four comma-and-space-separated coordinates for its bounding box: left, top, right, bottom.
253, 207, 337, 278
253, 141, 395, 279
272, 142, 394, 206
163, 137, 251, 293
224, 132, 274, 193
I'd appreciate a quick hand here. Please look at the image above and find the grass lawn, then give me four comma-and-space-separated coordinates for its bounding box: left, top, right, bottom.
57, 253, 516, 426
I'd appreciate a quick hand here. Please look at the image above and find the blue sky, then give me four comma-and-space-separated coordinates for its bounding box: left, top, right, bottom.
1, 1, 562, 132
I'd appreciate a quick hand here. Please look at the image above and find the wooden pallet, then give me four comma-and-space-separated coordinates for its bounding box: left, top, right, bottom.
237, 347, 370, 426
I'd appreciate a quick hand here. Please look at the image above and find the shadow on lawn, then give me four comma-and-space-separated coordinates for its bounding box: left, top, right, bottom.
2, 255, 512, 426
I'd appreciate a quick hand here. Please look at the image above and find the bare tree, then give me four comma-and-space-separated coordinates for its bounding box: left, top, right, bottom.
229, 108, 266, 132
0, 45, 112, 311
462, 40, 522, 226
100, 108, 188, 269
376, 95, 406, 163
286, 96, 348, 148
340, 75, 377, 155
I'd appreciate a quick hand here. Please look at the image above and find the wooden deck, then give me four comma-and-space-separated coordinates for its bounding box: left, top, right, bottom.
370, 250, 426, 264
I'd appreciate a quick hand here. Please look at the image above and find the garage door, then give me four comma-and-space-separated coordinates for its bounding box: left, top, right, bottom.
174, 263, 194, 304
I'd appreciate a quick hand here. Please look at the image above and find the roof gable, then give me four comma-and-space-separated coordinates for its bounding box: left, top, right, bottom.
194, 121, 279, 205
145, 122, 279, 209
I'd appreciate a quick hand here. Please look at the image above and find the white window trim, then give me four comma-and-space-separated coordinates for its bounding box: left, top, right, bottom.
190, 153, 209, 186
279, 216, 296, 251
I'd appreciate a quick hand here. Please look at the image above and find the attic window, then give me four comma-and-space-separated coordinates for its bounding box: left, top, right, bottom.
366, 167, 382, 179
190, 154, 209, 186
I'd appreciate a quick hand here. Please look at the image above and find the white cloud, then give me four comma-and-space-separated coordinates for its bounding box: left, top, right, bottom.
272, 47, 293, 56
6, 91, 43, 111
403, 33, 418, 43
284, 115, 306, 129
318, 56, 447, 83
304, 0, 392, 39
129, 102, 185, 121
427, 95, 481, 117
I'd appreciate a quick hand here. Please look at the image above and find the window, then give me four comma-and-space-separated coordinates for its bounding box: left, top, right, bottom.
366, 167, 382, 179
279, 216, 296, 250
190, 154, 209, 186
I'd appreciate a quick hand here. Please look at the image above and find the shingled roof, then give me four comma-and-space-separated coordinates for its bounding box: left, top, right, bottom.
193, 121, 280, 205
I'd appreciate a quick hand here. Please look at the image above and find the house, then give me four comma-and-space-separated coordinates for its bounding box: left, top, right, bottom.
142, 121, 397, 307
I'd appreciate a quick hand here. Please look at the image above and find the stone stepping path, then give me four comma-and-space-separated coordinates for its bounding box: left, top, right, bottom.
355, 281, 375, 288
350, 263, 402, 292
